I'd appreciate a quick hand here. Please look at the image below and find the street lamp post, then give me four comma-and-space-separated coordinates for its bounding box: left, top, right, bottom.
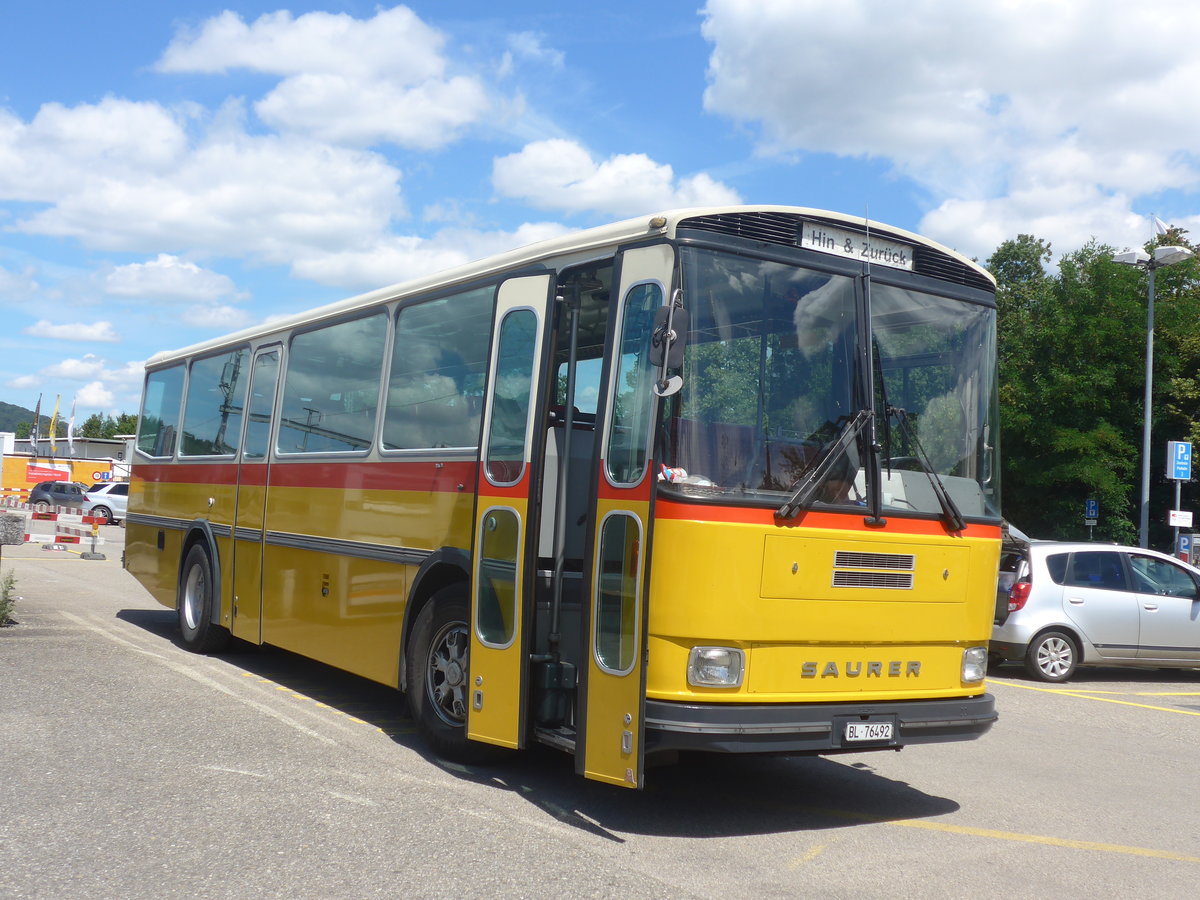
1114, 244, 1195, 548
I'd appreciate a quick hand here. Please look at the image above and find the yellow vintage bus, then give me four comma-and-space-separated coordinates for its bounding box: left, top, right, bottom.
127, 206, 1001, 788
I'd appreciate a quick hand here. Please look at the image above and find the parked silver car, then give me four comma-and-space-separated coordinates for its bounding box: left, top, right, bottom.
83, 482, 129, 525
991, 540, 1200, 682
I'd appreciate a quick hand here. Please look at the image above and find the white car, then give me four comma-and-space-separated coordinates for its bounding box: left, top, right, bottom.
84, 482, 129, 525
991, 540, 1200, 682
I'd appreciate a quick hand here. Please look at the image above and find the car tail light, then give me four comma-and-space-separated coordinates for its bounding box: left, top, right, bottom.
1008, 581, 1032, 612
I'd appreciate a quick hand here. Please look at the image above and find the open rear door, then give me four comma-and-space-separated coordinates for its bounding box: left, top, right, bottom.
579, 244, 675, 787
467, 274, 553, 748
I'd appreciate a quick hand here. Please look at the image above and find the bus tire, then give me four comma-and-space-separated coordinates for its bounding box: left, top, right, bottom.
405, 585, 503, 764
178, 543, 230, 654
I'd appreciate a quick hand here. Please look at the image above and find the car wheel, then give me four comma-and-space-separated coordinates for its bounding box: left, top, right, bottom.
34, 500, 50, 513
1024, 630, 1078, 682
177, 543, 230, 654
405, 585, 505, 764
92, 505, 113, 525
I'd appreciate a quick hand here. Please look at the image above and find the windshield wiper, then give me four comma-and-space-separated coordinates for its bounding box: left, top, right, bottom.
886, 405, 966, 533
777, 409, 872, 519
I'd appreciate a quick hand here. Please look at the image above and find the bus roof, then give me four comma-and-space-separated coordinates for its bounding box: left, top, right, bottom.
143, 205, 994, 369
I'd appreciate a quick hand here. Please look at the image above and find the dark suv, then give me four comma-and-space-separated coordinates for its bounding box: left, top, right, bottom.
28, 480, 87, 512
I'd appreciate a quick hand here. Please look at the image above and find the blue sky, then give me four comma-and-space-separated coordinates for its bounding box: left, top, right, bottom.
2, 1, 1198, 420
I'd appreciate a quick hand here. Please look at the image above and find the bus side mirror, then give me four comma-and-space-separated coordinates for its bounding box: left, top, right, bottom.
649, 306, 688, 369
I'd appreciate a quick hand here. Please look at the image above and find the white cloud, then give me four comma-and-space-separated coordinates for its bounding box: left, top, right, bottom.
0, 99, 189, 203
492, 139, 742, 217
25, 320, 119, 342
292, 221, 572, 290
157, 8, 446, 80
44, 355, 106, 380
0, 262, 39, 300
6, 107, 404, 263
156, 7, 490, 150
700, 0, 1200, 258
105, 254, 238, 302
10, 357, 145, 416
500, 32, 565, 77
255, 73, 488, 150
75, 381, 115, 410
7, 374, 39, 390
181, 304, 253, 330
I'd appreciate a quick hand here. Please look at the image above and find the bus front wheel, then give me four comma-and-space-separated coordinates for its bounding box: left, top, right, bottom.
178, 544, 230, 654
405, 585, 501, 764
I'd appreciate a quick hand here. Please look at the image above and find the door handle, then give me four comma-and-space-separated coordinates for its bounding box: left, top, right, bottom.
1067, 597, 1084, 605
1143, 603, 1159, 612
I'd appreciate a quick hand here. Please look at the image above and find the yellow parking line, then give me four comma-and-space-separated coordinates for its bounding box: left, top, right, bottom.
814, 804, 1200, 863
889, 818, 1200, 863
990, 678, 1200, 716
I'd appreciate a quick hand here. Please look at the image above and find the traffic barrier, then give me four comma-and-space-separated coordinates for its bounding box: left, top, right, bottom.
0, 502, 106, 557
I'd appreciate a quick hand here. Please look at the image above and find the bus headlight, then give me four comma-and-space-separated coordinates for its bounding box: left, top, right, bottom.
961, 646, 988, 683
687, 647, 745, 688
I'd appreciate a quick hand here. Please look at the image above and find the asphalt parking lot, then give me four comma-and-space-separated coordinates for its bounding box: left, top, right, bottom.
2, 529, 1199, 899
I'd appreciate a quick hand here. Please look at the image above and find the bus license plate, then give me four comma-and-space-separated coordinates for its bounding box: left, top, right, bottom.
845, 721, 894, 742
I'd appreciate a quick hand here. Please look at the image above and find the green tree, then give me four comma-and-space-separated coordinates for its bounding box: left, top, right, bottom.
77, 412, 138, 438
990, 237, 1141, 542
990, 230, 1200, 548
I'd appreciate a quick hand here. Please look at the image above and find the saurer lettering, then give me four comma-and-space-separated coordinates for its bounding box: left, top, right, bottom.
801, 660, 921, 678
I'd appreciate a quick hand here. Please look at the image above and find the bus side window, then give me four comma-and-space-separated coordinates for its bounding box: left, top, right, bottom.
277, 313, 387, 454
180, 349, 249, 457
137, 365, 185, 458
242, 350, 280, 460
384, 287, 492, 451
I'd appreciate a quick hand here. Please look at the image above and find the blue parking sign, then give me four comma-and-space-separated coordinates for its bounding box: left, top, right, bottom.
1168, 441, 1192, 480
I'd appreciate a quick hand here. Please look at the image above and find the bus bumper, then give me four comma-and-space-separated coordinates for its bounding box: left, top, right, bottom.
643, 694, 997, 755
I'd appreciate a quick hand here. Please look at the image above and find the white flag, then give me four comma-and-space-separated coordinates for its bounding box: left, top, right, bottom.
67, 396, 76, 454
1153, 215, 1170, 236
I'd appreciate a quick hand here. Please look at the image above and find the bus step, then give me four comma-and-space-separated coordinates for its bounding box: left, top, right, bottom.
533, 725, 576, 754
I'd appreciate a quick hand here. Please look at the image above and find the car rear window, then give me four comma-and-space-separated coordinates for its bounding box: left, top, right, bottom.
1045, 553, 1068, 584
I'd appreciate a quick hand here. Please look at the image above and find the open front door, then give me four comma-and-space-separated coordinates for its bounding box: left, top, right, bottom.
467, 274, 553, 748
579, 243, 674, 787
231, 346, 281, 644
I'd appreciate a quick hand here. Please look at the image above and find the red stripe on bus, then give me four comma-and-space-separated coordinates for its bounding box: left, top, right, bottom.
135, 459, 478, 492
654, 497, 1002, 538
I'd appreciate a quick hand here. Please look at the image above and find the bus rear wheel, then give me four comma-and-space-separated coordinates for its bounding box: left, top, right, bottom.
405, 585, 503, 764
178, 544, 230, 654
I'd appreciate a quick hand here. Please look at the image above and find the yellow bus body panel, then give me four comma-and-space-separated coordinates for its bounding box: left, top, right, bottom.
126, 475, 238, 616
128, 469, 476, 689
258, 482, 472, 687
645, 515, 999, 703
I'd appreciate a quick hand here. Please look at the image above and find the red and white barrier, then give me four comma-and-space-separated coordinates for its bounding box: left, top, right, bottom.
0, 501, 105, 549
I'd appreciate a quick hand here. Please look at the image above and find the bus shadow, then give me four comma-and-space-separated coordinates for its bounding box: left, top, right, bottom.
454, 748, 959, 841
117, 606, 958, 840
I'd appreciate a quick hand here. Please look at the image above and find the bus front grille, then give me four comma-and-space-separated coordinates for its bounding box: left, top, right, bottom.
832, 571, 915, 590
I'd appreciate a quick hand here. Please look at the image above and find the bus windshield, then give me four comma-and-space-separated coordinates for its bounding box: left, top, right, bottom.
661, 246, 1000, 521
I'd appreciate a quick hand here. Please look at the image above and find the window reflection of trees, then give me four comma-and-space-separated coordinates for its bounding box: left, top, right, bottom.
181, 349, 248, 457
137, 366, 185, 458
278, 314, 387, 454
384, 289, 492, 451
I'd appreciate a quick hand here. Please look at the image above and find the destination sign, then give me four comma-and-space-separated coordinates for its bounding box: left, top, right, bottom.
800, 222, 914, 271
